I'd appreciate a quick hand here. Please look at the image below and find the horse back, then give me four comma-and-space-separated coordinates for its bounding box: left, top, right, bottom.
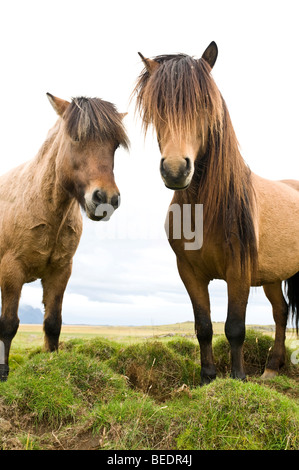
252, 174, 299, 284
280, 179, 299, 192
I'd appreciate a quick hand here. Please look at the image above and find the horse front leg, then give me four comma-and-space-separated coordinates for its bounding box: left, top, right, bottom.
177, 258, 216, 385
42, 263, 72, 352
225, 278, 250, 380
0, 254, 24, 381
195, 298, 216, 385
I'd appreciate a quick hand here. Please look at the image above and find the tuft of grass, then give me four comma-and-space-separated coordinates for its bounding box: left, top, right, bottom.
91, 389, 169, 450
253, 375, 299, 401
60, 337, 121, 361
167, 337, 199, 358
7, 353, 26, 374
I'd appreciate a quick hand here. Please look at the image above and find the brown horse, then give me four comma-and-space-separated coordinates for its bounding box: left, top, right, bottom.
0, 93, 129, 381
134, 42, 299, 384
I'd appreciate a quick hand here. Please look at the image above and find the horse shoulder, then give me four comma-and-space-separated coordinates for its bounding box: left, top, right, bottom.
63, 205, 83, 238
48, 206, 82, 264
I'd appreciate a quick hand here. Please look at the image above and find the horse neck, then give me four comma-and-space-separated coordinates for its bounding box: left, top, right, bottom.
33, 123, 75, 216
178, 116, 257, 272
181, 119, 253, 230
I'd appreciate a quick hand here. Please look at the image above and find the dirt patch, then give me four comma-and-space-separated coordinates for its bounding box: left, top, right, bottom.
0, 399, 101, 450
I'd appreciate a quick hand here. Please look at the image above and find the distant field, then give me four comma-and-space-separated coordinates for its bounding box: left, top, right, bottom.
14, 322, 201, 350
13, 321, 296, 352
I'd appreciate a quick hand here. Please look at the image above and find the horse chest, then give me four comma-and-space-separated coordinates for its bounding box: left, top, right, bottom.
168, 235, 226, 281
23, 221, 81, 276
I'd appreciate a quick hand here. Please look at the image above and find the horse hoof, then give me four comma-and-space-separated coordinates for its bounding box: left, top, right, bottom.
200, 374, 216, 386
0, 364, 9, 382
231, 372, 246, 381
261, 368, 278, 380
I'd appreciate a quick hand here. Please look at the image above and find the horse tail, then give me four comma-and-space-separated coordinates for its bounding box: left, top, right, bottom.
284, 272, 299, 334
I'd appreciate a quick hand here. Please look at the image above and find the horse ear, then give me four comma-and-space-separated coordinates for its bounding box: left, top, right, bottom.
119, 112, 128, 120
201, 41, 218, 69
47, 93, 70, 117
138, 52, 160, 74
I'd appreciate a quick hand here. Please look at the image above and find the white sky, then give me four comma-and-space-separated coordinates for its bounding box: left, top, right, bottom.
1, 0, 299, 325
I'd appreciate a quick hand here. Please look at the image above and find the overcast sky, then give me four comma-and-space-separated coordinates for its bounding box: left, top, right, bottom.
1, 0, 299, 326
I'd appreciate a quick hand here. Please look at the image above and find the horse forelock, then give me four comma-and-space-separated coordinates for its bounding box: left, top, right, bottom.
134, 54, 223, 139
63, 97, 129, 149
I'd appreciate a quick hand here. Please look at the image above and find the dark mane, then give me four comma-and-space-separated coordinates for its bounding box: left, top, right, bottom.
63, 97, 129, 149
134, 54, 258, 271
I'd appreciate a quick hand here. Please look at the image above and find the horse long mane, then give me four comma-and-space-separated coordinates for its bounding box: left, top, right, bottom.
63, 97, 129, 149
134, 54, 258, 271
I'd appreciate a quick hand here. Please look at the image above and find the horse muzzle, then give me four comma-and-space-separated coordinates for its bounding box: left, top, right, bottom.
160, 157, 193, 190
85, 189, 120, 221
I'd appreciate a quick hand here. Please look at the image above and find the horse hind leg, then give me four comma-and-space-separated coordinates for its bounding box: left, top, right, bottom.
225, 278, 250, 381
262, 282, 288, 379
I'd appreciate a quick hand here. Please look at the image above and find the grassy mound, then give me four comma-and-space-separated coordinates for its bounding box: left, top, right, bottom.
0, 350, 126, 425
171, 379, 299, 450
0, 334, 298, 450
90, 378, 299, 450
108, 340, 201, 401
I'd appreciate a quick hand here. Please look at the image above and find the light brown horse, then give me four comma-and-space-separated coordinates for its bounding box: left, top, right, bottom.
0, 94, 129, 381
134, 42, 299, 384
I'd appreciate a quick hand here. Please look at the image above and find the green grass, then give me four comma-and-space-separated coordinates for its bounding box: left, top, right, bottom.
0, 328, 298, 450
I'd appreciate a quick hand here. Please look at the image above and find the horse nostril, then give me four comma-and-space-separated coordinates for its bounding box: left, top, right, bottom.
184, 157, 191, 175
160, 158, 166, 175
92, 190, 107, 205
111, 194, 121, 209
